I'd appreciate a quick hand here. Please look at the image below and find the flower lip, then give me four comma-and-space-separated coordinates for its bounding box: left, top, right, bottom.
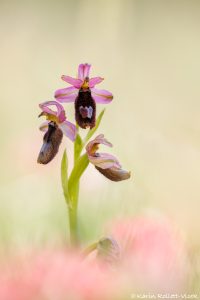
75, 89, 96, 129
37, 121, 63, 164
95, 166, 131, 182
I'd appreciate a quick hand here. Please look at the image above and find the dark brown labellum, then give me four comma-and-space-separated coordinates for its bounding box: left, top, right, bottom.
75, 89, 96, 129
95, 166, 131, 182
37, 122, 63, 164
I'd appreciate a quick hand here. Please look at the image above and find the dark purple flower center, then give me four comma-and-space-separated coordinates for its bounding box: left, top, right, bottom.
75, 89, 96, 129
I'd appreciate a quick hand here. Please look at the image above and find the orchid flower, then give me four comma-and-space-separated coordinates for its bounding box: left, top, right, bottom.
37, 101, 76, 164
54, 64, 113, 129
86, 134, 130, 181
36, 63, 131, 247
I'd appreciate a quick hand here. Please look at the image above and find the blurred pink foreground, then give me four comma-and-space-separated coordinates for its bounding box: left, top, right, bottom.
0, 216, 190, 299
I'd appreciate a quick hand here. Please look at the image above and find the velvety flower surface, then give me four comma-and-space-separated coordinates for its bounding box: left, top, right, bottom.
55, 64, 113, 129
86, 134, 131, 181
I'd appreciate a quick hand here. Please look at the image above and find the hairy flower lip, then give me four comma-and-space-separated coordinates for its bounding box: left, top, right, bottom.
37, 122, 63, 165
75, 89, 96, 129
95, 166, 131, 182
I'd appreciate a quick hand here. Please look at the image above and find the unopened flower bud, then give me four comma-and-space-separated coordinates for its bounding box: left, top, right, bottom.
97, 237, 121, 266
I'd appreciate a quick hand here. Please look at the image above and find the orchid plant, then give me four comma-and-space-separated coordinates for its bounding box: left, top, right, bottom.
37, 63, 130, 246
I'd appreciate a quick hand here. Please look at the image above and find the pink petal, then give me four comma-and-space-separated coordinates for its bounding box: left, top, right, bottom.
61, 75, 83, 89
89, 77, 104, 88
39, 101, 66, 122
78, 63, 91, 80
91, 88, 113, 104
93, 134, 113, 148
39, 121, 49, 132
86, 134, 112, 155
39, 102, 56, 117
55, 86, 78, 103
59, 121, 77, 141
78, 64, 85, 80
88, 152, 121, 169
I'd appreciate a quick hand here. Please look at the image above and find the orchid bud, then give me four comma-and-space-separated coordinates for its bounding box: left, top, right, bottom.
97, 237, 121, 266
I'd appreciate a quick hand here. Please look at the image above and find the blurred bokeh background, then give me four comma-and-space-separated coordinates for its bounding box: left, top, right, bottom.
0, 0, 200, 276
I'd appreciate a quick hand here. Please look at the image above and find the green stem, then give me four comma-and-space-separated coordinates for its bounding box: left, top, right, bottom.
68, 181, 79, 245
68, 201, 78, 245
61, 110, 105, 246
67, 154, 89, 245
82, 242, 98, 257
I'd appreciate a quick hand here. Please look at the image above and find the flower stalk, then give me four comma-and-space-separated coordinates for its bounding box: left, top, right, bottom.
61, 111, 104, 245
61, 147, 88, 245
38, 63, 131, 247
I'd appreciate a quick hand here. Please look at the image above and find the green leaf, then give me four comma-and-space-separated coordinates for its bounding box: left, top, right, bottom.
74, 133, 83, 163
68, 153, 89, 204
83, 109, 105, 146
61, 149, 70, 204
